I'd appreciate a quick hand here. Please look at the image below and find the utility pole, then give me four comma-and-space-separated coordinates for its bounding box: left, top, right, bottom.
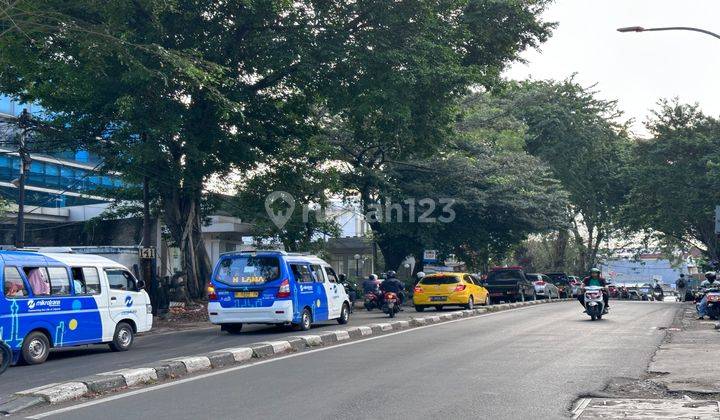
14, 109, 31, 249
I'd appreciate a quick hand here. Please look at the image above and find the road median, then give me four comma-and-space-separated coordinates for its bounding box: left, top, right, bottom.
0, 297, 572, 415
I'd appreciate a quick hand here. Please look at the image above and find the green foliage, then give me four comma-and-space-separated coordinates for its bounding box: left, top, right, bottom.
229, 136, 342, 252
623, 100, 720, 260
314, 0, 555, 270
492, 79, 632, 272
383, 138, 569, 271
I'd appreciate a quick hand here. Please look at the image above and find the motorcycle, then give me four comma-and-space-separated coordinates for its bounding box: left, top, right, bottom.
583, 286, 606, 321
364, 291, 382, 311
382, 292, 401, 318
704, 290, 720, 320
651, 290, 664, 302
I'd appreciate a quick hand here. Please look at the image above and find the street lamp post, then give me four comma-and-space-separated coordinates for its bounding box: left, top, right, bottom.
617, 26, 720, 41
14, 109, 31, 249
354, 254, 361, 278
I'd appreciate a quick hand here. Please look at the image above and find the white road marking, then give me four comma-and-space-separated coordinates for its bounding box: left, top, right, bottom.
27, 303, 555, 419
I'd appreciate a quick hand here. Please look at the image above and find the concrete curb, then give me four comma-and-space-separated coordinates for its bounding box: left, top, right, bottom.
0, 297, 573, 414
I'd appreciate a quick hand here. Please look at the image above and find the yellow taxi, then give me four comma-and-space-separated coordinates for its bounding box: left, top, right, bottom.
413, 272, 489, 312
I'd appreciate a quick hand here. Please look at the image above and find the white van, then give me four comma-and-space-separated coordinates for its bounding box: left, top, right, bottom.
0, 251, 153, 364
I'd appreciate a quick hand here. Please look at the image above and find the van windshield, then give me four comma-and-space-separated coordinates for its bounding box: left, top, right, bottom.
215, 256, 281, 286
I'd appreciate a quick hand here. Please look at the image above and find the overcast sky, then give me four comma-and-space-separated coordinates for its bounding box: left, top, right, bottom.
504, 0, 720, 137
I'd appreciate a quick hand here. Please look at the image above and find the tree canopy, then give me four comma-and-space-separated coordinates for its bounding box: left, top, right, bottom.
623, 100, 720, 263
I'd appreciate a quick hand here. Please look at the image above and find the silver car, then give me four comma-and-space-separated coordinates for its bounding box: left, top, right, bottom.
526, 273, 560, 298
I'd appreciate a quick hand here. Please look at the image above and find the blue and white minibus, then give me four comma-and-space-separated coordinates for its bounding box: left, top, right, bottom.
0, 251, 152, 364
207, 251, 351, 333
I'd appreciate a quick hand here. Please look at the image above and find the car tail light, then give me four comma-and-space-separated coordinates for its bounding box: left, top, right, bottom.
207, 285, 218, 301
414, 286, 423, 294
709, 294, 720, 302
454, 284, 466, 292
277, 279, 290, 298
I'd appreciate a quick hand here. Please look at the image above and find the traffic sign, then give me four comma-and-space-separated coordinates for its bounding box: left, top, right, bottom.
423, 249, 438, 263
139, 247, 157, 259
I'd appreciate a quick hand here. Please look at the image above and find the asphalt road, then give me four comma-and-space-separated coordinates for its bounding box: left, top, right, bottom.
25, 301, 681, 420
0, 305, 428, 399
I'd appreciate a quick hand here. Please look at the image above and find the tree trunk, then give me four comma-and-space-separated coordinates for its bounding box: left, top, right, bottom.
162, 189, 212, 300
553, 229, 569, 270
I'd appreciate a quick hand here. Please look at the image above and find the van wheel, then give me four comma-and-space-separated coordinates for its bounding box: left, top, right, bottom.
295, 308, 312, 331
109, 322, 134, 352
415, 305, 425, 312
22, 331, 50, 365
337, 303, 350, 325
434, 305, 443, 311
221, 323, 243, 334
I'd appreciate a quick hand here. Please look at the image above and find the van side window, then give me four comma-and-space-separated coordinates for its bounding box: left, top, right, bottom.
290, 264, 313, 283
106, 269, 137, 291
71, 267, 101, 295
24, 267, 50, 296
310, 265, 326, 283
325, 267, 339, 283
4, 267, 27, 298
47, 267, 71, 296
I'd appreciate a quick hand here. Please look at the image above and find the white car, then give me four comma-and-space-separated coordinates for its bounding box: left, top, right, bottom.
526, 273, 560, 298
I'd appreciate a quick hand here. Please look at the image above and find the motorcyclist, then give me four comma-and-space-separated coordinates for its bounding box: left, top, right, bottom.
362, 274, 381, 294
579, 268, 609, 313
652, 279, 664, 301
696, 271, 719, 319
380, 270, 405, 309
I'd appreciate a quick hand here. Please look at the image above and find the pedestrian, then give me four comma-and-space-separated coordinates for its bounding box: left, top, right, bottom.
676, 273, 687, 302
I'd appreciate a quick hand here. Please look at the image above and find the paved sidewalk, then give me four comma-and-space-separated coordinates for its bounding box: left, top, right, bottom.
648, 305, 720, 394
575, 303, 720, 419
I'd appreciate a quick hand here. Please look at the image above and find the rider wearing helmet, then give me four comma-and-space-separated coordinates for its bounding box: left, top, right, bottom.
362, 274, 381, 294
380, 270, 405, 308
697, 271, 718, 319
579, 268, 609, 312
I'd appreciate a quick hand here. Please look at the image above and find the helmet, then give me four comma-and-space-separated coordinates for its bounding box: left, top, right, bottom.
386, 270, 397, 278
706, 271, 717, 280
680, 273, 685, 278
590, 268, 601, 274
368, 274, 378, 281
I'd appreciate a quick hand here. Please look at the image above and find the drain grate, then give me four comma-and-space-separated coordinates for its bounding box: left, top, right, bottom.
572, 398, 720, 419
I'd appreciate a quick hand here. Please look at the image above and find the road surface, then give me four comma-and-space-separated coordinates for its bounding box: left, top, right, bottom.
0, 306, 425, 399
24, 301, 681, 419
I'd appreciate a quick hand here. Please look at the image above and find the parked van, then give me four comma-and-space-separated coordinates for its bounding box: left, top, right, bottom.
207, 251, 351, 333
0, 251, 152, 365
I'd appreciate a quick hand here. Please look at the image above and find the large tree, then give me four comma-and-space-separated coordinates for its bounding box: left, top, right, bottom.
623, 100, 720, 263
314, 0, 555, 270
498, 79, 632, 272
0, 1, 344, 297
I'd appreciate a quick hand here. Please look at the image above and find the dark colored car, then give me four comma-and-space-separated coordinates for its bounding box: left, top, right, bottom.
545, 272, 574, 298
484, 267, 536, 304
